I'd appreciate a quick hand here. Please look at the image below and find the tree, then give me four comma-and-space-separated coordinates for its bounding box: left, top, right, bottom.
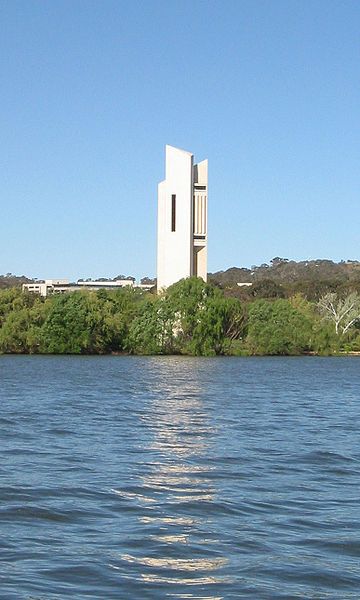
290, 279, 340, 302
247, 299, 313, 355
128, 296, 176, 354
40, 293, 93, 353
181, 295, 245, 356
40, 290, 134, 354
140, 277, 156, 286
127, 278, 247, 356
166, 278, 246, 355
317, 292, 360, 335
0, 297, 47, 353
251, 279, 285, 299
270, 257, 289, 266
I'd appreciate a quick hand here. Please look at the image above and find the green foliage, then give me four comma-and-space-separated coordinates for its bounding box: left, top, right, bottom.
183, 295, 246, 356
0, 292, 47, 353
312, 322, 340, 355
40, 293, 90, 353
0, 278, 359, 356
247, 299, 313, 355
210, 258, 358, 288
40, 289, 139, 354
128, 296, 177, 354
165, 278, 245, 356
127, 278, 246, 356
166, 277, 220, 354
0, 288, 38, 325
341, 334, 360, 352
290, 279, 341, 302
251, 279, 285, 299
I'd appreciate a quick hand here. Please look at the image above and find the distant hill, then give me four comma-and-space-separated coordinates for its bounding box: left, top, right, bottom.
2, 258, 360, 292
0, 274, 33, 289
209, 258, 360, 285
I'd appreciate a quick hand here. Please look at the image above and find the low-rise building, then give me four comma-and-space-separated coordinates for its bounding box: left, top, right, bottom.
77, 279, 134, 290
22, 278, 154, 297
23, 279, 72, 297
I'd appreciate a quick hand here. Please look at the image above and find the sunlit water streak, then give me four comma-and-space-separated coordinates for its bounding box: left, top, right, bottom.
1, 355, 360, 598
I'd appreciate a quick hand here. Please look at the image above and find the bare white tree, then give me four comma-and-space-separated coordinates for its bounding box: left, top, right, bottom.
318, 292, 360, 335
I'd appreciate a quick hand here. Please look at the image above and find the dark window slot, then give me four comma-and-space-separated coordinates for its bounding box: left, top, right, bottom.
171, 194, 176, 231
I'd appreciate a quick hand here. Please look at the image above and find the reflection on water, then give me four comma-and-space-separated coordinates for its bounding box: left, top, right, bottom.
3, 356, 360, 598
115, 358, 229, 597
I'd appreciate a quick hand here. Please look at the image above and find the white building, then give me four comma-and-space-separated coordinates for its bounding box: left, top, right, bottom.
22, 279, 71, 297
157, 145, 208, 290
77, 279, 134, 289
22, 278, 154, 297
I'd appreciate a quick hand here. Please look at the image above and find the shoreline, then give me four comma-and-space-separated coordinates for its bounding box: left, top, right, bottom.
1, 351, 360, 358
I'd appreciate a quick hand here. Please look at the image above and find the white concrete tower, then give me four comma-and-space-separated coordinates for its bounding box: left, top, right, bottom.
157, 145, 208, 290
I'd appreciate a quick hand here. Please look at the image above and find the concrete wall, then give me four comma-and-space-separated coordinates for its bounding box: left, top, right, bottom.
193, 158, 208, 282
157, 145, 208, 290
157, 145, 194, 290
77, 280, 133, 287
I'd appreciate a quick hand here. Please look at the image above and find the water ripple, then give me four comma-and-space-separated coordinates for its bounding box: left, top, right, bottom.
1, 355, 360, 598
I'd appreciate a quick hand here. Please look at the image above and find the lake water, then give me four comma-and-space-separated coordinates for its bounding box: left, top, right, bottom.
1, 356, 360, 599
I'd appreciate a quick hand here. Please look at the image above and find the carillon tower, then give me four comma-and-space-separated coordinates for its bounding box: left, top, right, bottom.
157, 145, 208, 290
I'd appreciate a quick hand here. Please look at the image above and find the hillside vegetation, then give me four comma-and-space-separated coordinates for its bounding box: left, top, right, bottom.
209, 258, 360, 302
210, 257, 360, 283
0, 274, 32, 289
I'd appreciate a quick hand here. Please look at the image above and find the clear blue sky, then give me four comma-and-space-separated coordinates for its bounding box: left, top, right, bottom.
1, 0, 359, 280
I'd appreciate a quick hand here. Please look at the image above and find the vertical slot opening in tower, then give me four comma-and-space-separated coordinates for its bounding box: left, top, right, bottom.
171, 194, 176, 232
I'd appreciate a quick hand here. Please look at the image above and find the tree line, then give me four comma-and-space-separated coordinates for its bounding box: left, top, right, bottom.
210, 257, 360, 286
1, 277, 360, 356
